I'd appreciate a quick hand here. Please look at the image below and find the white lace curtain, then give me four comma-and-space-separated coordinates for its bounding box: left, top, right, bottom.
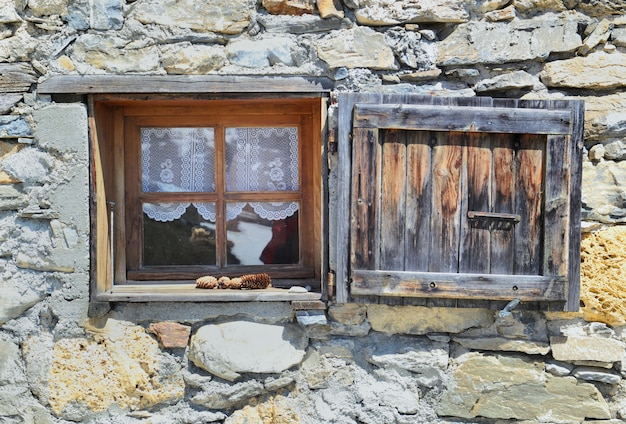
141, 127, 299, 222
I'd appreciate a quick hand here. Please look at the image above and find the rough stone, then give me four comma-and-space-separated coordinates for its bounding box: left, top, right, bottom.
191, 379, 265, 410
132, 0, 251, 35
328, 303, 367, 325
0, 339, 26, 385
0, 0, 23, 23
354, 0, 469, 25
189, 321, 307, 381
1, 147, 54, 184
367, 334, 448, 387
224, 395, 300, 424
226, 36, 298, 68
0, 116, 31, 138
566, 0, 626, 17
317, 0, 344, 19
368, 304, 494, 335
262, 0, 314, 15
0, 94, 22, 114
545, 359, 574, 376
584, 93, 626, 142
438, 352, 611, 421
512, 0, 567, 13
474, 70, 538, 93
550, 335, 625, 363
581, 226, 626, 325
317, 27, 396, 70
578, 18, 613, 55
149, 321, 191, 348
45, 318, 185, 418
71, 34, 160, 73
484, 4, 516, 21
453, 336, 551, 355
542, 52, 626, 89
27, 0, 67, 16
573, 366, 622, 384
0, 184, 26, 210
257, 14, 352, 33
589, 143, 606, 161
160, 43, 227, 74
581, 160, 626, 223
604, 140, 626, 160
89, 0, 123, 30
612, 27, 626, 46
385, 28, 437, 69
438, 15, 582, 66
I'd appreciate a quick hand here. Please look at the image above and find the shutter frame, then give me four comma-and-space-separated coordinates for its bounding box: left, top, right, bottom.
335, 94, 583, 311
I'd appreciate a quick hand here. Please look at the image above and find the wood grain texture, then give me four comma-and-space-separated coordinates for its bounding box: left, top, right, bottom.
350, 127, 378, 270
514, 134, 544, 275
490, 133, 516, 274
38, 75, 333, 94
353, 104, 571, 135
405, 131, 432, 272
459, 132, 492, 274
351, 269, 566, 301
429, 131, 463, 273
380, 129, 406, 270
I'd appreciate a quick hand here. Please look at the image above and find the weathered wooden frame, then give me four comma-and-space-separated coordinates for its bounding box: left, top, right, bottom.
86, 94, 326, 303
336, 94, 584, 311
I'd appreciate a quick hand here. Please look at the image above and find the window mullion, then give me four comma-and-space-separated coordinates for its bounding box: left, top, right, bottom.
214, 123, 227, 268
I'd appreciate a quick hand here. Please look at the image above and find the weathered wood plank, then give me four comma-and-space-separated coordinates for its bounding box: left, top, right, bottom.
336, 93, 382, 303
89, 96, 112, 298
38, 75, 333, 94
353, 104, 571, 135
459, 132, 492, 273
543, 134, 570, 277
405, 130, 432, 272
490, 133, 516, 274
562, 99, 584, 311
97, 284, 322, 302
0, 63, 36, 93
351, 270, 566, 301
429, 132, 463, 273
514, 134, 545, 275
350, 127, 378, 270
380, 129, 407, 270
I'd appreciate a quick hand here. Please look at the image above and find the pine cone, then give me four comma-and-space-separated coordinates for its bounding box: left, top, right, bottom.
195, 275, 218, 289
217, 276, 231, 289
240, 273, 272, 289
227, 277, 243, 289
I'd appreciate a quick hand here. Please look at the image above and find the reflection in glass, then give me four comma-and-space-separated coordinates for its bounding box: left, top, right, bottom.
143, 203, 220, 266
226, 203, 299, 266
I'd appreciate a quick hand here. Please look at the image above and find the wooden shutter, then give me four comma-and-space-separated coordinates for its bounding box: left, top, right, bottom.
335, 94, 583, 311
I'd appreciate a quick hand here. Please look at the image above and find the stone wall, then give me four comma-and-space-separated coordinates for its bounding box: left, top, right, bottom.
1, 0, 626, 422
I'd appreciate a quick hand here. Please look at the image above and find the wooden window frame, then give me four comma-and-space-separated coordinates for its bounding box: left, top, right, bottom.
335, 94, 583, 311
90, 96, 324, 302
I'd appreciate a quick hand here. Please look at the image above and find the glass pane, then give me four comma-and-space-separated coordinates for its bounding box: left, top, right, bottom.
225, 127, 299, 192
143, 203, 217, 266
141, 127, 215, 193
226, 203, 299, 266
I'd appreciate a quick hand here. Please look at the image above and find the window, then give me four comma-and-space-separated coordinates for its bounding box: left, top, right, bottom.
335, 94, 583, 311
90, 97, 323, 301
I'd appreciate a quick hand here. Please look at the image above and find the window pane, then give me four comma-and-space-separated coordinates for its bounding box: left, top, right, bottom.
225, 127, 299, 192
143, 203, 217, 266
226, 203, 299, 266
141, 127, 215, 193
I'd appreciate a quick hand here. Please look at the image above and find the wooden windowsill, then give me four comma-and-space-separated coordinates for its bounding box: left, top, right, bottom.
94, 283, 322, 302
